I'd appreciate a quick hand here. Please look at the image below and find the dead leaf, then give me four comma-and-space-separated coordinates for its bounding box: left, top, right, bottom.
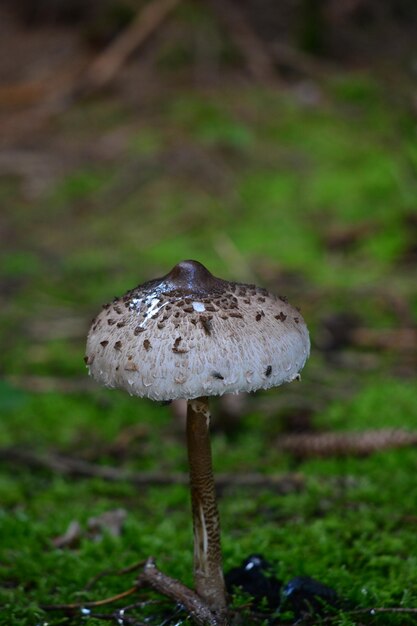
52, 520, 82, 549
87, 508, 127, 540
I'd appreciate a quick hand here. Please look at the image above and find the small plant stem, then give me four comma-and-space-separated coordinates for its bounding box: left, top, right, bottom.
42, 586, 137, 611
186, 397, 228, 623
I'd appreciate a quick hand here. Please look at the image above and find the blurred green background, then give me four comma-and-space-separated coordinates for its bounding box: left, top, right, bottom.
0, 1, 417, 624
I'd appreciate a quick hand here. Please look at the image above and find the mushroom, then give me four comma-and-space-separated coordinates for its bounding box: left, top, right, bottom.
85, 260, 310, 624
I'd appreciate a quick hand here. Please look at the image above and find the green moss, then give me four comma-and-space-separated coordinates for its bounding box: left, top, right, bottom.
1, 75, 417, 624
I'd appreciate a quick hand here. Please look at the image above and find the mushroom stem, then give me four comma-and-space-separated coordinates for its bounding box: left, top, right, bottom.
186, 396, 228, 621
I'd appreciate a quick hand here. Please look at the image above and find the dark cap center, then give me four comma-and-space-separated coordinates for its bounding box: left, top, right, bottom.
163, 260, 225, 296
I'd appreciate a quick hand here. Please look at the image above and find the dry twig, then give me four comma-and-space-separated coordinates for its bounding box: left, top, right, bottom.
278, 428, 417, 458
207, 0, 278, 84
138, 558, 219, 626
0, 447, 303, 492
351, 327, 417, 351
43, 557, 219, 626
81, 0, 182, 93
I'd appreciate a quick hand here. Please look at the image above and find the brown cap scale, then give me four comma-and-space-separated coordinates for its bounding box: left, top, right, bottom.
85, 260, 310, 402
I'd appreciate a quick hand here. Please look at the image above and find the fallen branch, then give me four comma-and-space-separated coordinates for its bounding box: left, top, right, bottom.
207, 0, 278, 84
81, 0, 182, 93
270, 41, 337, 80
43, 557, 219, 626
278, 429, 417, 458
351, 327, 417, 351
0, 447, 303, 492
84, 560, 149, 591
138, 558, 219, 626
7, 375, 93, 393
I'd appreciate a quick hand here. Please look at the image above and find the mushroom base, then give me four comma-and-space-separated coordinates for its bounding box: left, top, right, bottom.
187, 396, 228, 621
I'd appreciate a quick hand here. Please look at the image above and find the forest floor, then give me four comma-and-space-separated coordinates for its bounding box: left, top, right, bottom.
1, 4, 417, 625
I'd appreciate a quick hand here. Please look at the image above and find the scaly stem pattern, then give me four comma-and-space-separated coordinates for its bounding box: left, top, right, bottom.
186, 397, 228, 622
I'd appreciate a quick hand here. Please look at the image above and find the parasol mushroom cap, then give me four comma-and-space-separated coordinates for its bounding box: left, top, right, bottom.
85, 260, 310, 401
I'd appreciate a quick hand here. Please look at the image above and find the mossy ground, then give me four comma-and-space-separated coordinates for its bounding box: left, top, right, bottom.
1, 74, 417, 625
